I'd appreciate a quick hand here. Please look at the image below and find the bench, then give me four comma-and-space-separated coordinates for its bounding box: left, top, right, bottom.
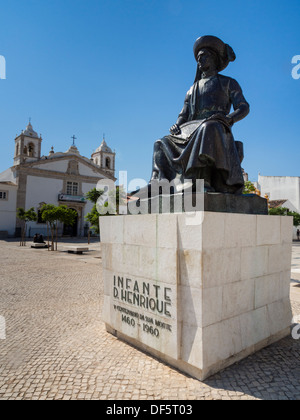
31, 243, 49, 249
65, 246, 90, 255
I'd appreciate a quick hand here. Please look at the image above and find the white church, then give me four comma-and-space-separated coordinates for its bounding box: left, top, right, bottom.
0, 121, 116, 238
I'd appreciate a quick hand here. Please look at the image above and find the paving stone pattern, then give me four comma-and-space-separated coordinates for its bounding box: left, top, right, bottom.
0, 240, 299, 400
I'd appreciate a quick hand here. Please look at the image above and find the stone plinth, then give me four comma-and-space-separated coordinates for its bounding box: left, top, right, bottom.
132, 192, 268, 215
100, 212, 293, 380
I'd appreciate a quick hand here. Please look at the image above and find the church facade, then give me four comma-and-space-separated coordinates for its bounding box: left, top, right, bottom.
0, 122, 116, 237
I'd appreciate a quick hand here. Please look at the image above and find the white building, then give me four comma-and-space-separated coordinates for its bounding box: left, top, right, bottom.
257, 175, 300, 212
257, 175, 300, 239
268, 199, 299, 213
0, 122, 116, 237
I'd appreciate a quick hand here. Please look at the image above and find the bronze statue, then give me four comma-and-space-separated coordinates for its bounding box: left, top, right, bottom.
151, 35, 249, 194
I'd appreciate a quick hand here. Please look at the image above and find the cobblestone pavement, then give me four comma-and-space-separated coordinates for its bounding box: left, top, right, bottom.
0, 239, 299, 400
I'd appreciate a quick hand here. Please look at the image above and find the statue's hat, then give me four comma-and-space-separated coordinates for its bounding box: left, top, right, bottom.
193, 35, 236, 72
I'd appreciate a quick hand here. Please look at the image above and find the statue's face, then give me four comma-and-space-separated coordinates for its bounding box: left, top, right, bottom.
197, 48, 217, 72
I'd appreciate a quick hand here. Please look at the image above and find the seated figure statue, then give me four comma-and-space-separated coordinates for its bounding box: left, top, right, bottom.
151, 35, 250, 194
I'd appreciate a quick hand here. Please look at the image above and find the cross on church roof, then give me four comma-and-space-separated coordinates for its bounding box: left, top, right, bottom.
71, 135, 77, 146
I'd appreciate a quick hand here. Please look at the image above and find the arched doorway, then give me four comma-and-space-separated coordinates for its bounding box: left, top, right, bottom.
63, 209, 78, 237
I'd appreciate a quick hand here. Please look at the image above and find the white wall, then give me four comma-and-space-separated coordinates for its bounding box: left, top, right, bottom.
258, 176, 300, 212
26, 175, 63, 209
282, 199, 299, 213
34, 160, 69, 173
35, 160, 104, 178
0, 185, 17, 235
79, 162, 102, 177
25, 175, 63, 233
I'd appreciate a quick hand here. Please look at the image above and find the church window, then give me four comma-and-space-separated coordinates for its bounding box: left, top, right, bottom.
16, 144, 19, 156
28, 143, 35, 157
67, 181, 79, 196
106, 157, 111, 169
0, 191, 8, 200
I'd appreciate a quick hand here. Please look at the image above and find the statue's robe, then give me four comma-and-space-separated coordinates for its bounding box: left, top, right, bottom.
152, 74, 249, 193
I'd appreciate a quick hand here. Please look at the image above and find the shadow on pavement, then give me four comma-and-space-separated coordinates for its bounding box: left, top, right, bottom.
204, 334, 300, 400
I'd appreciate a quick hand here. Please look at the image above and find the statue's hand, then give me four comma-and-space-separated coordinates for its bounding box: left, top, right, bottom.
170, 124, 181, 135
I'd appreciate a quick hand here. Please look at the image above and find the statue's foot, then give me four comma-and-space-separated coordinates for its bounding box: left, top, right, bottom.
203, 181, 215, 193
204, 185, 215, 193
183, 179, 215, 193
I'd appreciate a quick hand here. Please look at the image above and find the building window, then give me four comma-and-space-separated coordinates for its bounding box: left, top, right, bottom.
106, 157, 111, 169
66, 181, 79, 196
0, 191, 8, 200
28, 143, 35, 157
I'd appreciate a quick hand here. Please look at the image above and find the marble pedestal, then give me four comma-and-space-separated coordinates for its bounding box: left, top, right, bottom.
100, 212, 293, 380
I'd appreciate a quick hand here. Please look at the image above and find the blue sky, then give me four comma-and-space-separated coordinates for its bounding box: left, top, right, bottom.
0, 0, 299, 185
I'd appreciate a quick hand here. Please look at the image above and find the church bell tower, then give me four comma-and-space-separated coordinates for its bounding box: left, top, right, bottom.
14, 121, 42, 166
91, 136, 115, 177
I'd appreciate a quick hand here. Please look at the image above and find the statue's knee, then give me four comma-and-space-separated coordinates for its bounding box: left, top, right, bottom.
202, 120, 220, 130
153, 139, 163, 151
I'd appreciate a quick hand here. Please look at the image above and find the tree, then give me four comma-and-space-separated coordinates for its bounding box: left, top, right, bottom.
269, 206, 300, 227
291, 211, 300, 227
268, 207, 289, 216
40, 204, 57, 250
85, 186, 127, 234
85, 188, 104, 204
40, 204, 77, 251
112, 185, 127, 215
97, 185, 127, 216
56, 206, 78, 248
85, 204, 101, 234
243, 181, 256, 194
85, 188, 104, 234
16, 207, 37, 246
